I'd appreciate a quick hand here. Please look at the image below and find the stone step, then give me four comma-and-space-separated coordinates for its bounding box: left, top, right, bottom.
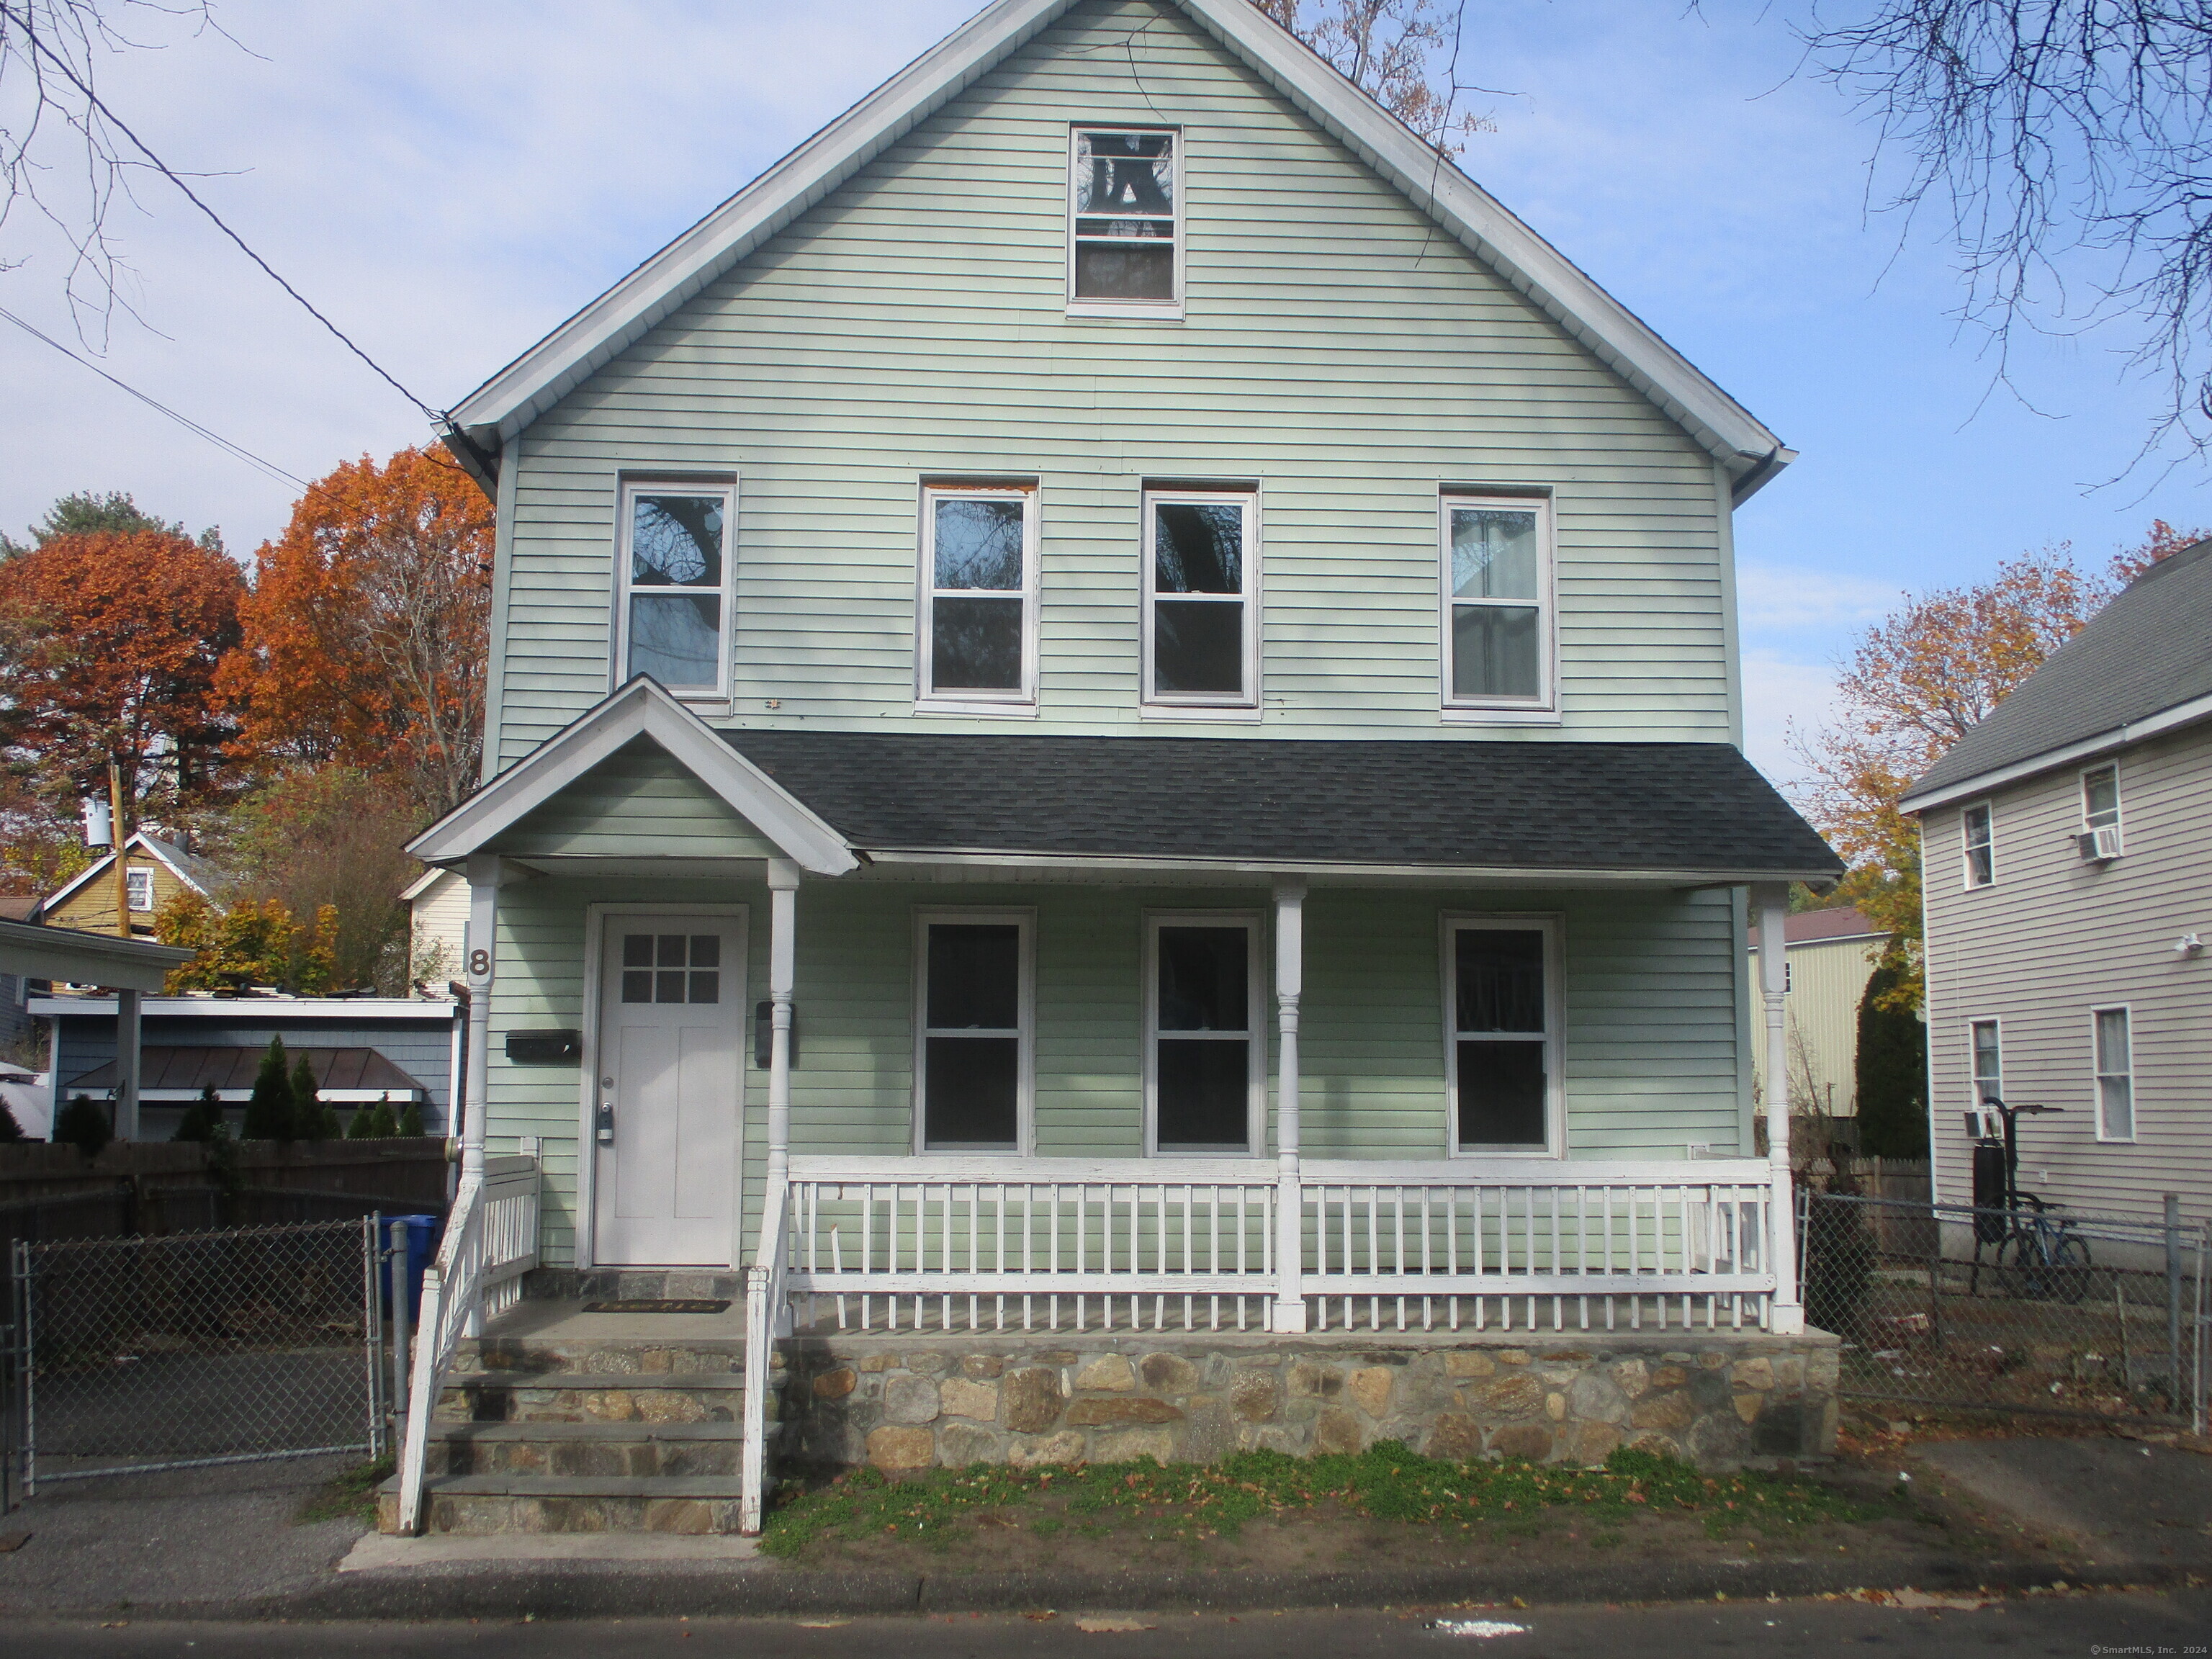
378, 1473, 746, 1536
456, 1336, 747, 1378
424, 1420, 747, 1478
435, 1369, 753, 1426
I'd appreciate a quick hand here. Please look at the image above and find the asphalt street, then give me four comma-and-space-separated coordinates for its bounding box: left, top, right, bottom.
7, 1592, 2209, 1658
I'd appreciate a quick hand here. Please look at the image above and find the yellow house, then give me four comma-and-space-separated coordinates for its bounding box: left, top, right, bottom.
1746, 907, 1892, 1121
37, 833, 222, 940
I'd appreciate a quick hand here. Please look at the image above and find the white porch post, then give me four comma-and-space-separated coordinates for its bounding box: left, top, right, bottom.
459, 854, 502, 1336
1753, 883, 1804, 1334
764, 860, 799, 1234
1270, 878, 1308, 1334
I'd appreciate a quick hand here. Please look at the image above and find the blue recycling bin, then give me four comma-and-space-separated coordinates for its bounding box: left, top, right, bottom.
380, 1213, 439, 1324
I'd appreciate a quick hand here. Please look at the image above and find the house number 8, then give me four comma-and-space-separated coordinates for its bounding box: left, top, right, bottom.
469, 949, 491, 976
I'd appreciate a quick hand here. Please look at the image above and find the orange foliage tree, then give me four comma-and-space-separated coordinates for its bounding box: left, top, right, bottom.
220, 447, 493, 816
0, 530, 246, 824
1791, 526, 2198, 1009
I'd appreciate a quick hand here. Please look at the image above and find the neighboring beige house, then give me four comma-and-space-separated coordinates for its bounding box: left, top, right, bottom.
403, 868, 467, 985
37, 833, 221, 940
1902, 540, 2212, 1227
1746, 907, 1890, 1125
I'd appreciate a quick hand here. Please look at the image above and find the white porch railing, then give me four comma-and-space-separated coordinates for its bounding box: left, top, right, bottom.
774, 1156, 1779, 1338
393, 1153, 539, 1535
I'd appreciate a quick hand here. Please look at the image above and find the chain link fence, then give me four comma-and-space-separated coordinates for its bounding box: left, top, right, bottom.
1802, 1190, 2208, 1432
7, 1217, 385, 1493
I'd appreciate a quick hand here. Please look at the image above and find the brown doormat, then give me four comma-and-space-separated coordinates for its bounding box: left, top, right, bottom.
582, 1298, 732, 1314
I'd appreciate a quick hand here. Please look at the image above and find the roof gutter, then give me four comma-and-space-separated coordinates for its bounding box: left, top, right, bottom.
439, 421, 502, 502
1729, 445, 1795, 506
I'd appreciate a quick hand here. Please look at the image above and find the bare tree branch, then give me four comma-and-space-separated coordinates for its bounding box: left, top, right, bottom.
1252, 0, 1502, 153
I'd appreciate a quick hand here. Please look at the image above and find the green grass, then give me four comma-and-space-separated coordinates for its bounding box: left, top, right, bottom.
757, 1443, 1885, 1560
295, 1456, 393, 1526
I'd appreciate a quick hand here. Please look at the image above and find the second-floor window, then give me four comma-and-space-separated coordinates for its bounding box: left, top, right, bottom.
1144, 490, 1258, 711
1961, 803, 1995, 887
2082, 764, 2123, 850
1443, 495, 1554, 714
919, 485, 1036, 708
618, 482, 732, 696
1069, 127, 1179, 310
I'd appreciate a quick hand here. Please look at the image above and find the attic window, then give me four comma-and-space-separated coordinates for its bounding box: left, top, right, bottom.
127, 868, 155, 912
1069, 127, 1179, 312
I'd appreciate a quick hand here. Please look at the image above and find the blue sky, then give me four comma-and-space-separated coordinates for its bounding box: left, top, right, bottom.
2, 0, 2203, 786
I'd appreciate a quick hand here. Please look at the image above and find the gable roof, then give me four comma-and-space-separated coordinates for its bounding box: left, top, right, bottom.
40, 832, 223, 914
407, 677, 859, 875
718, 729, 1841, 881
442, 0, 1789, 500
1902, 539, 2212, 811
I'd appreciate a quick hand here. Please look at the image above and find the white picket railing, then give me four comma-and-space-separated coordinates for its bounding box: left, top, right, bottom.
775, 1156, 1777, 1336
393, 1154, 539, 1535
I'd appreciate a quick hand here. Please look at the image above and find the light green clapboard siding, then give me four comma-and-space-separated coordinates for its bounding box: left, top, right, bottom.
491, 0, 1736, 764
481, 876, 1746, 1268
495, 739, 782, 860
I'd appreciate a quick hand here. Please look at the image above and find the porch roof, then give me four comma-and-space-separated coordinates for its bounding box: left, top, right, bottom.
722, 732, 1841, 884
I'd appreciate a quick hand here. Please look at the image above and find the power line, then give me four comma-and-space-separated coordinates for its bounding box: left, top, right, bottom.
0, 302, 310, 493
0, 0, 446, 425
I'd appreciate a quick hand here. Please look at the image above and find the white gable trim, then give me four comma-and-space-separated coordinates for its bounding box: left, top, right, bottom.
444, 0, 1788, 495
40, 832, 218, 914
407, 678, 860, 875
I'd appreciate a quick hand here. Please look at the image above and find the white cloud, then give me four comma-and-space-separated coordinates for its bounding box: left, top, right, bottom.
1741, 649, 1841, 793
1735, 563, 1902, 634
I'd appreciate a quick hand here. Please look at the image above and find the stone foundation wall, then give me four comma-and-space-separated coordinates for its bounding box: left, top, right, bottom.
773, 1329, 1838, 1475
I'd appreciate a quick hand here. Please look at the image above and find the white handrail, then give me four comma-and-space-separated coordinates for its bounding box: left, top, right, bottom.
392, 1154, 539, 1536
739, 1179, 788, 1536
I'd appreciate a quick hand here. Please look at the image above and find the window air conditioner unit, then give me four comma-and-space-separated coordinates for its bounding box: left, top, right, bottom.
2077, 827, 2122, 862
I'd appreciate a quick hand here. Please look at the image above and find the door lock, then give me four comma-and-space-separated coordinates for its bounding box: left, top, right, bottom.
595, 1099, 615, 1145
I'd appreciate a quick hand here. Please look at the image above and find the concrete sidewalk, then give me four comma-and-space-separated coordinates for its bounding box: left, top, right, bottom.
0, 1435, 2204, 1620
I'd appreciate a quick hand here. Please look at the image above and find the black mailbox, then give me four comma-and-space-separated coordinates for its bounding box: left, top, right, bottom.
505, 1029, 582, 1064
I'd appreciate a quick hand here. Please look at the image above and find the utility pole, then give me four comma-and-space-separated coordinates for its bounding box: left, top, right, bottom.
108, 757, 130, 938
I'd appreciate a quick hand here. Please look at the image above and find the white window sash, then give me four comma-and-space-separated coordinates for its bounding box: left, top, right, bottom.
1442, 914, 1565, 1159
1439, 493, 1557, 716
1066, 125, 1184, 318
125, 868, 155, 912
1961, 803, 1995, 888
2081, 764, 2123, 837
915, 485, 1038, 711
613, 477, 736, 700
1969, 1017, 2003, 1106
1142, 912, 1263, 1156
2092, 1005, 2135, 1142
912, 908, 1035, 1156
1140, 490, 1260, 714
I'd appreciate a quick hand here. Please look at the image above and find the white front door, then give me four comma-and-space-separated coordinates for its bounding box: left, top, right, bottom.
593, 913, 745, 1267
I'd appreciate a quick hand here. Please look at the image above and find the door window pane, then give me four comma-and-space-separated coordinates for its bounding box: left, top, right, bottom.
926, 925, 1020, 1029
1450, 605, 1540, 701
1157, 927, 1248, 1030
1156, 1040, 1250, 1148
1152, 601, 1245, 695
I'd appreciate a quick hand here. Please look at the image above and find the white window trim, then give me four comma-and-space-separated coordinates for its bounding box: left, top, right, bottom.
914, 482, 1040, 715
1140, 487, 1262, 719
1066, 123, 1185, 320
612, 476, 737, 703
2080, 761, 2124, 848
1967, 1015, 2004, 1116
1439, 492, 1558, 720
2090, 1003, 2136, 1143
912, 907, 1035, 1156
1142, 910, 1264, 1157
1961, 800, 1996, 889
1441, 912, 1565, 1159
125, 868, 155, 913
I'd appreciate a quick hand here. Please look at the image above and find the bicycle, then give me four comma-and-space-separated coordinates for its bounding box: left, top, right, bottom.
1996, 1191, 2093, 1305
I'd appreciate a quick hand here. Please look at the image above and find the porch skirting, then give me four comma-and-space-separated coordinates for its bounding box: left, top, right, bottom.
770, 1326, 1839, 1476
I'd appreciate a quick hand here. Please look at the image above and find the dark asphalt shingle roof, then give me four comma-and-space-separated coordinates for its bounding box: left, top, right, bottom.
1912, 539, 2212, 799
720, 732, 1841, 876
